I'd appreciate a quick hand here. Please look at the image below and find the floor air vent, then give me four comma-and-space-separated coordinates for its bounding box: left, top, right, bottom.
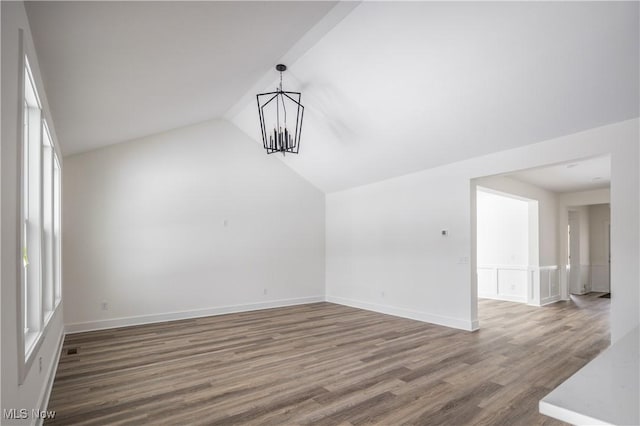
67, 348, 78, 355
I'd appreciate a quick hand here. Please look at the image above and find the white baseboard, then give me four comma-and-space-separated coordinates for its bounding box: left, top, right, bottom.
479, 293, 527, 304
470, 319, 480, 331
35, 328, 65, 426
325, 295, 476, 331
65, 296, 325, 334
540, 295, 562, 306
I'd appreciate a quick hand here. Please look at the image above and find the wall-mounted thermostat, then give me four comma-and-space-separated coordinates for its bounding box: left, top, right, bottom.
441, 230, 448, 236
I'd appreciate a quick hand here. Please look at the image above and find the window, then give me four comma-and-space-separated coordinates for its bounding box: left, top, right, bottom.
54, 157, 62, 304
22, 56, 42, 357
20, 55, 62, 364
42, 122, 55, 321
22, 99, 29, 334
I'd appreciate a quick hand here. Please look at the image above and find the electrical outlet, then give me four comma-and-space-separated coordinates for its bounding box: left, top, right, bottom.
101, 301, 108, 311
381, 291, 385, 298
223, 219, 228, 227
263, 288, 268, 295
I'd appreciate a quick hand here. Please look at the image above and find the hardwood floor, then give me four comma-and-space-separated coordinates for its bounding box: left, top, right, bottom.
46, 294, 610, 425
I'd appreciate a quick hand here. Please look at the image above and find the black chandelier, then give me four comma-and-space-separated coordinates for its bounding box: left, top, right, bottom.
256, 64, 304, 155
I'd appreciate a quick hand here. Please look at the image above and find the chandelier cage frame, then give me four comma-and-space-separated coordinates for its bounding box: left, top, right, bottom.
256, 65, 304, 155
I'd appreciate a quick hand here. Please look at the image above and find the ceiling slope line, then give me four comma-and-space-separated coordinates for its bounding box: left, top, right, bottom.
223, 1, 361, 121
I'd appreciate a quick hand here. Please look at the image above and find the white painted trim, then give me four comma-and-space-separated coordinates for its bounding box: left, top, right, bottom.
34, 328, 65, 426
478, 264, 558, 271
470, 319, 480, 331
477, 264, 529, 270
477, 264, 530, 304
16, 27, 28, 385
589, 263, 610, 292
65, 296, 325, 334
540, 295, 562, 306
326, 295, 476, 331
539, 265, 559, 271
480, 294, 528, 304
478, 265, 559, 306
534, 265, 561, 306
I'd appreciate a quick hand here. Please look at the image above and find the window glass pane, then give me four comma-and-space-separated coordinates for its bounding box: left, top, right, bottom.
53, 158, 61, 304
22, 101, 29, 332
23, 57, 43, 357
42, 123, 54, 318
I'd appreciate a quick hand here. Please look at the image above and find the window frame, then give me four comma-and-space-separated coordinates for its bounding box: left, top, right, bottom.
53, 156, 62, 306
17, 32, 63, 384
42, 121, 55, 323
22, 51, 44, 362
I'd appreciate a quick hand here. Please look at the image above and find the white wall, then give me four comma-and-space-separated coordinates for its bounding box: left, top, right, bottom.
568, 210, 581, 294
568, 205, 591, 294
63, 119, 325, 331
589, 203, 610, 292
1, 2, 65, 423
476, 190, 530, 303
476, 176, 558, 266
477, 190, 529, 266
326, 167, 476, 330
559, 188, 610, 207
578, 205, 591, 292
578, 206, 591, 272
326, 118, 638, 341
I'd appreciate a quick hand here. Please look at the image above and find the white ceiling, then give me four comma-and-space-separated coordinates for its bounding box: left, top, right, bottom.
25, 1, 337, 155
506, 156, 611, 193
231, 2, 639, 192
27, 2, 638, 193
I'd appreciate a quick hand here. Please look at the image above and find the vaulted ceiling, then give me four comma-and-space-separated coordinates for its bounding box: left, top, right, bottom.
25, 1, 338, 154
27, 2, 639, 193
231, 2, 639, 192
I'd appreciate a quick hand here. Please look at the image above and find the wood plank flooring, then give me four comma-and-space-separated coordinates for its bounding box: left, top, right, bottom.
46, 294, 610, 425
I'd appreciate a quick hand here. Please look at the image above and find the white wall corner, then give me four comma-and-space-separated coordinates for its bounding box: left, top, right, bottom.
326, 295, 477, 332
539, 295, 562, 306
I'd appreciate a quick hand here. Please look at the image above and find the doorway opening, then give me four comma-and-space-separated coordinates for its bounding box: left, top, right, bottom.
476, 187, 540, 305
567, 204, 611, 296
471, 155, 611, 329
